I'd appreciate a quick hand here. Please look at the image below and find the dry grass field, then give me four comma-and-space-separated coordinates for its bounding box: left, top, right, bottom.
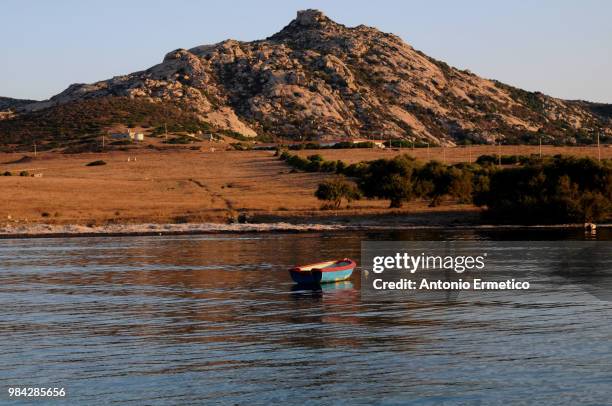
1, 144, 608, 226
2, 147, 448, 225
0, 148, 321, 224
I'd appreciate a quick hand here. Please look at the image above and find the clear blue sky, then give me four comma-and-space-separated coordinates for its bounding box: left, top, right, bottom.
2, 0, 611, 102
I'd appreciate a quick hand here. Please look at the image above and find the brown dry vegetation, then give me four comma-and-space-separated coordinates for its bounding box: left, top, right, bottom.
0, 149, 311, 224
1, 145, 609, 226
1, 148, 449, 225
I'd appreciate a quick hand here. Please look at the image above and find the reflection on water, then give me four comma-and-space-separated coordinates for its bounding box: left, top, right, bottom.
1, 229, 612, 404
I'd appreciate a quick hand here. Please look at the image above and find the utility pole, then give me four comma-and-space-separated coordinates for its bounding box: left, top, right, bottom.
539, 136, 542, 159
597, 132, 601, 162
102, 134, 105, 150
34, 141, 37, 157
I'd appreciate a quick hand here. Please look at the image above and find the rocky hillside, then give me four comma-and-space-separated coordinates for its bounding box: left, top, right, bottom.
1, 9, 611, 149
0, 97, 37, 111
0, 97, 38, 121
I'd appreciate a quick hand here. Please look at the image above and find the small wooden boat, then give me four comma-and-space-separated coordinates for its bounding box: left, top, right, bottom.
289, 258, 356, 284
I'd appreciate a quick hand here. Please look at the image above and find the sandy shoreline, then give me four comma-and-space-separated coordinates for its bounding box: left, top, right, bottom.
0, 222, 346, 238
1, 221, 609, 239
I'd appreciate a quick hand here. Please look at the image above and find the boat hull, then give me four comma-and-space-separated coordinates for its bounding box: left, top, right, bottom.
289, 259, 356, 285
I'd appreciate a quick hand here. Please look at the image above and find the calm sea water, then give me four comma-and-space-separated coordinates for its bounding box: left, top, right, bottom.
1, 229, 612, 405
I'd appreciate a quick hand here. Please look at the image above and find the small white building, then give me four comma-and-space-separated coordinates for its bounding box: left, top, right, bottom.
111, 130, 144, 142
352, 139, 386, 148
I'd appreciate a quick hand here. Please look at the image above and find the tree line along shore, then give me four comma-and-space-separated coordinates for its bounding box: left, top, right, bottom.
279, 150, 612, 224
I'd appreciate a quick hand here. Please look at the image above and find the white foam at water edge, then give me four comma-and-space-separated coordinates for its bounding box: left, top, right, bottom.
0, 222, 348, 236
1, 222, 610, 237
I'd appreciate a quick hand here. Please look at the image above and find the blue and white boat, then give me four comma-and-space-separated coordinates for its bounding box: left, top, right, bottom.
289, 258, 356, 284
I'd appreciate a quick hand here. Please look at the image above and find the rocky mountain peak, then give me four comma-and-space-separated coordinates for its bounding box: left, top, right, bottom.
269, 9, 346, 42
295, 9, 331, 27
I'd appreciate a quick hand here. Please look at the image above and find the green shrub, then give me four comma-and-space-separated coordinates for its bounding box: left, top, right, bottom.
335, 160, 346, 174
476, 156, 612, 223
360, 155, 419, 208
354, 141, 375, 148
343, 162, 370, 178
320, 160, 337, 172
86, 160, 107, 166
476, 155, 497, 165
230, 142, 251, 150
477, 154, 540, 166
286, 154, 310, 170
331, 141, 353, 149
315, 176, 361, 208
164, 136, 198, 145
110, 139, 133, 146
